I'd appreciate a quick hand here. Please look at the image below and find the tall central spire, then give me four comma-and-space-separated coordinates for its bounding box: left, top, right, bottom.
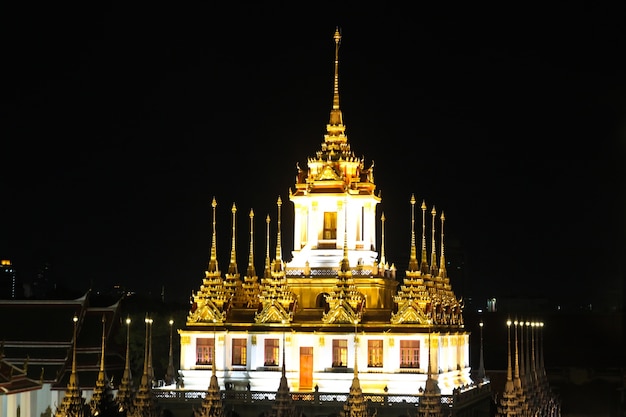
330, 27, 342, 125
325, 27, 346, 143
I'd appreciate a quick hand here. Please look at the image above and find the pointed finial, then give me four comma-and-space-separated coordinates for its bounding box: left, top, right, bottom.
327, 27, 345, 135
430, 206, 438, 276
228, 203, 238, 275
208, 197, 219, 273
438, 211, 447, 278
264, 214, 272, 278
275, 197, 283, 265
408, 194, 419, 271
420, 200, 429, 274
247, 209, 256, 277
379, 212, 386, 268
341, 198, 350, 272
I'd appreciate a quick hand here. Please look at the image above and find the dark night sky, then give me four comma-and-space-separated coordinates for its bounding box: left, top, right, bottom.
2, 3, 625, 308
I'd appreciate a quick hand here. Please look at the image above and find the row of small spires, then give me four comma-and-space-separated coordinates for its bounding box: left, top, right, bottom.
493, 319, 561, 417
202, 192, 450, 281
53, 315, 167, 417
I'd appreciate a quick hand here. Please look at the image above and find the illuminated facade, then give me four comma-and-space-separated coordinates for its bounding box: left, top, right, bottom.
178, 28, 471, 397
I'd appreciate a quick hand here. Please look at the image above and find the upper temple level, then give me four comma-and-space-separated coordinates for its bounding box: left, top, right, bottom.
288, 27, 380, 271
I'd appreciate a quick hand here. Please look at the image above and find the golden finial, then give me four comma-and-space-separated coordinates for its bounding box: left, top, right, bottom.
341, 197, 350, 272
228, 203, 238, 275
208, 197, 219, 273
328, 27, 344, 129
247, 209, 256, 277
408, 194, 418, 271
379, 212, 386, 268
275, 197, 283, 264
420, 200, 429, 274
430, 206, 438, 276
439, 211, 447, 278
264, 214, 271, 278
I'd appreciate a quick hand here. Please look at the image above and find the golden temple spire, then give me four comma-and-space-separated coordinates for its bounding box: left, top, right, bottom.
420, 200, 429, 275
438, 211, 447, 278
54, 314, 87, 417
99, 314, 106, 374
274, 197, 283, 268
71, 315, 78, 377
324, 27, 347, 145
408, 195, 419, 271
264, 214, 272, 278
116, 316, 134, 413
340, 198, 350, 272
247, 209, 256, 277
89, 314, 115, 416
228, 203, 238, 275
208, 197, 219, 273
505, 319, 514, 391
430, 206, 438, 276
330, 27, 342, 126
379, 212, 386, 268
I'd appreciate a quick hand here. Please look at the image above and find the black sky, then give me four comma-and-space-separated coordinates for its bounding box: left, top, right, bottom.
2, 3, 625, 308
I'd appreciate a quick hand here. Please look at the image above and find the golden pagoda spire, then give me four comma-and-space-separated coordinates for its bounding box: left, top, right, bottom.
340, 198, 350, 272
130, 316, 160, 417
256, 199, 295, 324
340, 321, 371, 417
193, 326, 225, 417
242, 209, 261, 308
329, 27, 343, 129
513, 320, 528, 413
506, 320, 515, 391
247, 209, 256, 277
264, 214, 272, 278
420, 200, 429, 274
274, 196, 283, 270
228, 203, 238, 275
417, 321, 442, 416
323, 202, 364, 324
497, 319, 519, 414
438, 211, 447, 278
430, 206, 438, 276
89, 314, 115, 416
225, 203, 247, 307
115, 316, 134, 414
408, 195, 419, 272
208, 197, 219, 273
54, 314, 88, 417
379, 212, 386, 269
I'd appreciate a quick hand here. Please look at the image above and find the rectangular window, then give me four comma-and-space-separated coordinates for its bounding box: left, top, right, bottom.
264, 338, 280, 366
323, 212, 337, 240
400, 340, 420, 368
232, 338, 247, 366
332, 339, 348, 367
368, 339, 383, 367
196, 338, 214, 365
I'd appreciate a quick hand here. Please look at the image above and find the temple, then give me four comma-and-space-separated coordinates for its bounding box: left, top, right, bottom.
179, 27, 470, 398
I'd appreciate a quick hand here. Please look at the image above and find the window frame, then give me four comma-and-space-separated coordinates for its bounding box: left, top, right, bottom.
332, 339, 348, 367
232, 338, 248, 366
399, 339, 420, 369
196, 337, 214, 365
264, 338, 280, 366
367, 339, 383, 368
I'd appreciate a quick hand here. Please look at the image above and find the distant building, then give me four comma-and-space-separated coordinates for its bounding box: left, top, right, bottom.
0, 259, 19, 299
